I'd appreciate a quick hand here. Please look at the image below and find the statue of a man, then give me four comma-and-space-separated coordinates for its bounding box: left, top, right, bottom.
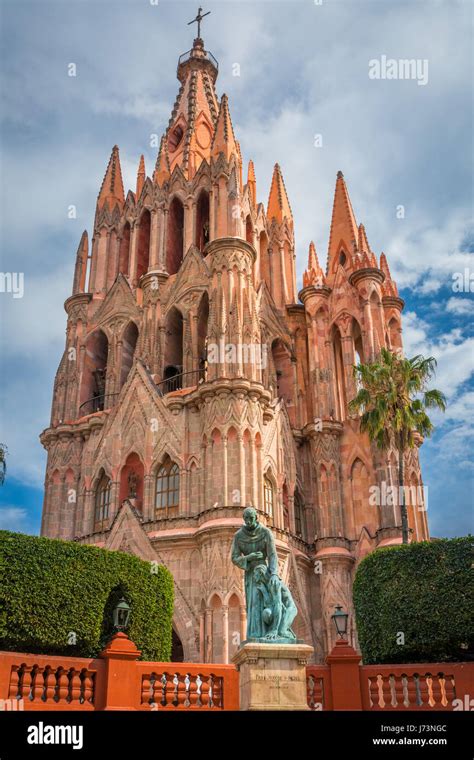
231, 507, 298, 642
253, 564, 297, 641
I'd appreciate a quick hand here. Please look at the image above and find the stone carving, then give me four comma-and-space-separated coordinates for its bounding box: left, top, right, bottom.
231, 507, 298, 644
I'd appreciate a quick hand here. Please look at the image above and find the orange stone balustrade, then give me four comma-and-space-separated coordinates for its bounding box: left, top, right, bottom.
0, 635, 472, 711
306, 665, 332, 710
0, 651, 104, 710
0, 633, 239, 711
359, 663, 473, 711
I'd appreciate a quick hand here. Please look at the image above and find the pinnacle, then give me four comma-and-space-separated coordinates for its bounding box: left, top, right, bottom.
211, 93, 239, 161
72, 230, 89, 295
97, 145, 125, 209
136, 154, 146, 197
303, 240, 325, 288
153, 136, 170, 185
247, 160, 257, 206
267, 163, 292, 224
327, 170, 358, 275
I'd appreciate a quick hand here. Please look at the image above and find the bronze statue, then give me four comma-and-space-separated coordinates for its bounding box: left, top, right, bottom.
231, 507, 298, 643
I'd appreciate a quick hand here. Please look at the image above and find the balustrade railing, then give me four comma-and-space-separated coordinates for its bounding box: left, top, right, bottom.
1, 648, 471, 712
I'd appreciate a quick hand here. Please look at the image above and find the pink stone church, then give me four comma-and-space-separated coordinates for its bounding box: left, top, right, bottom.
40, 32, 427, 663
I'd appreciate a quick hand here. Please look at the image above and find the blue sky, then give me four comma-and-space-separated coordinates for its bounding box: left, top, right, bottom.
0, 0, 472, 538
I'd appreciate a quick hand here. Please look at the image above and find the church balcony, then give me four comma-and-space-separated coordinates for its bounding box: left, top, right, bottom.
78, 392, 120, 417
178, 47, 218, 70
155, 368, 205, 396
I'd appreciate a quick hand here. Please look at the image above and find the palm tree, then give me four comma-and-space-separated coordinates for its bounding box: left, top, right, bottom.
349, 348, 446, 544
0, 443, 7, 485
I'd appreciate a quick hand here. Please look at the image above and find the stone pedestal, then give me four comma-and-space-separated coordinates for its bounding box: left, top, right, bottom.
232, 642, 314, 711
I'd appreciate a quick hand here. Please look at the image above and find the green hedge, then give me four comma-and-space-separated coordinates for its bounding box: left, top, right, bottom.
353, 537, 473, 664
0, 530, 174, 661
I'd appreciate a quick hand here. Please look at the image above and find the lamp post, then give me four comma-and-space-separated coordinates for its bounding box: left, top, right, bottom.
113, 597, 131, 633
331, 605, 349, 641
326, 603, 362, 710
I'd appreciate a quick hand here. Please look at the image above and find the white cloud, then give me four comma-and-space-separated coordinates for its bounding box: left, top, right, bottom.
446, 296, 474, 315
0, 506, 30, 532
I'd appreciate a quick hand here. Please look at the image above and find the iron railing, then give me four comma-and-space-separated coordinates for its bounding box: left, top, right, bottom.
155, 368, 205, 396
78, 393, 119, 417
178, 49, 218, 70
78, 370, 205, 417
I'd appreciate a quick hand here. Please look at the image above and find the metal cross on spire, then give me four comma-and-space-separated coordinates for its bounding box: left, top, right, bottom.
188, 6, 210, 39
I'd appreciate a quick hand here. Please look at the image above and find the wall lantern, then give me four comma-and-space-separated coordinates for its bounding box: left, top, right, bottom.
113, 597, 131, 632
331, 605, 349, 639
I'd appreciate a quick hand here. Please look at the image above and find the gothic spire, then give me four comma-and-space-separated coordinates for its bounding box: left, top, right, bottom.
161, 35, 219, 179
97, 145, 125, 209
153, 135, 170, 185
303, 241, 326, 288
211, 94, 239, 162
72, 230, 88, 295
327, 170, 358, 275
247, 160, 257, 207
267, 163, 292, 224
136, 154, 146, 197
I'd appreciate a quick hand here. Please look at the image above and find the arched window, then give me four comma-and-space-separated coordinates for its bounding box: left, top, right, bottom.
264, 475, 274, 519
95, 472, 111, 525
167, 197, 185, 275
163, 307, 184, 392
332, 326, 346, 420
271, 339, 293, 403
120, 322, 139, 390
339, 250, 346, 266
155, 459, 180, 514
119, 222, 131, 275
136, 209, 151, 283
195, 191, 210, 252
282, 483, 290, 531
197, 292, 209, 380
294, 490, 304, 538
80, 329, 109, 414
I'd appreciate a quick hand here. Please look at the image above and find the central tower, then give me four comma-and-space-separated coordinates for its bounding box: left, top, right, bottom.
40, 30, 427, 663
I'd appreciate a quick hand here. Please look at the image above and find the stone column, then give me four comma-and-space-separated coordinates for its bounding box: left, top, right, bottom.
363, 298, 375, 361
159, 208, 168, 270
128, 222, 139, 287
205, 608, 213, 663
238, 434, 245, 506
250, 436, 258, 506
149, 209, 159, 270
223, 435, 228, 507
222, 605, 229, 664
200, 440, 207, 509
199, 611, 205, 661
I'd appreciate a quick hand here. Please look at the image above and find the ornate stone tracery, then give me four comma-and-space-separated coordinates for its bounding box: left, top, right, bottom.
40, 32, 425, 665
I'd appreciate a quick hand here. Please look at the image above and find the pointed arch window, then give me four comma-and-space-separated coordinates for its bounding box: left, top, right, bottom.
294, 491, 304, 539
95, 472, 111, 525
155, 459, 180, 514
264, 475, 274, 519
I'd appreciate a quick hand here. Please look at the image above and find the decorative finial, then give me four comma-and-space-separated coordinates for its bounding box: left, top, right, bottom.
337, 170, 344, 179
188, 6, 211, 39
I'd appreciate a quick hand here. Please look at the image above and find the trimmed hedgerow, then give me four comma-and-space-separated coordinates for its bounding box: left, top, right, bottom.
353, 537, 473, 664
0, 530, 174, 661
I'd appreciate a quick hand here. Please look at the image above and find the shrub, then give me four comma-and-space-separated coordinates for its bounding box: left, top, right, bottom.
353, 536, 473, 664
0, 530, 174, 660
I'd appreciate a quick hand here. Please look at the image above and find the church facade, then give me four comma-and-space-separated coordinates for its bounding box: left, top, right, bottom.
40, 33, 427, 663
